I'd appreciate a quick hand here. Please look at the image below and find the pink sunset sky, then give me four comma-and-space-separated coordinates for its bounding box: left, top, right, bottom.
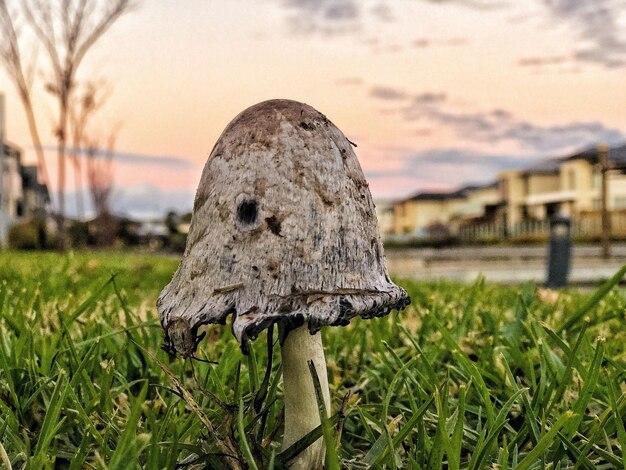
1, 0, 625, 218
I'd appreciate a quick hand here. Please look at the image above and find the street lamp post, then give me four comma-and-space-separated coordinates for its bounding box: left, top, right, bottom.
546, 215, 572, 289
598, 144, 611, 259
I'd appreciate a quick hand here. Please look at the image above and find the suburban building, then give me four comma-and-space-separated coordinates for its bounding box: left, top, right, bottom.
389, 143, 626, 241
0, 140, 24, 245
0, 94, 50, 247
498, 144, 626, 234
392, 183, 500, 236
0, 141, 51, 246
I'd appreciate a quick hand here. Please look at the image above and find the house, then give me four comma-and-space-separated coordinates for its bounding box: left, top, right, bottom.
498, 144, 626, 234
20, 165, 50, 218
389, 143, 626, 242
392, 183, 501, 236
0, 94, 51, 247
0, 140, 24, 246
0, 142, 51, 246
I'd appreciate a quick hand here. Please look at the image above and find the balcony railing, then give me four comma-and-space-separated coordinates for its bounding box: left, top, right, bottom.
458, 211, 626, 242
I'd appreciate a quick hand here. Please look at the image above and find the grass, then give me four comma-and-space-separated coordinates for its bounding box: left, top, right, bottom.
0, 250, 625, 469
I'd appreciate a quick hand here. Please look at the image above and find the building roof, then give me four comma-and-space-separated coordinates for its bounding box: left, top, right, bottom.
565, 143, 626, 168
407, 190, 464, 202
520, 158, 561, 176
517, 143, 626, 176
460, 182, 498, 192
404, 182, 497, 203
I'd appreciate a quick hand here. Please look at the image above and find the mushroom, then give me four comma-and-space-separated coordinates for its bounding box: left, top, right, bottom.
157, 99, 410, 468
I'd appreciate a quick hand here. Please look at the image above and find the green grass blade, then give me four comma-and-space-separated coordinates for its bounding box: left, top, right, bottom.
276, 414, 341, 465
448, 382, 468, 470
607, 379, 626, 470
516, 411, 576, 470
308, 360, 340, 470
562, 338, 605, 441
31, 370, 71, 469
430, 314, 496, 426
267, 449, 276, 470
246, 338, 260, 392
546, 325, 588, 415
66, 274, 116, 326
428, 385, 448, 470
364, 395, 435, 467
254, 325, 275, 413
558, 264, 626, 332
556, 432, 596, 470
467, 388, 527, 470
108, 382, 148, 470
238, 397, 259, 470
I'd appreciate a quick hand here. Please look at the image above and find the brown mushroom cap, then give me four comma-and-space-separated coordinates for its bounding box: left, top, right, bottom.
157, 99, 410, 350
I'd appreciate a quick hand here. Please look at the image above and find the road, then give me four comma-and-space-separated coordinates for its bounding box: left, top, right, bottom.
385, 244, 626, 285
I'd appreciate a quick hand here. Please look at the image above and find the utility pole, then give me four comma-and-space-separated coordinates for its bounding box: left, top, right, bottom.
598, 144, 611, 259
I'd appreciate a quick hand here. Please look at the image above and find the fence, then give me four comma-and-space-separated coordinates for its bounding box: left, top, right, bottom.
457, 211, 626, 243
458, 219, 550, 242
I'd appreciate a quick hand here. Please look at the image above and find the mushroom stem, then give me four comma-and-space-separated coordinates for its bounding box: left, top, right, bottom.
281, 324, 331, 469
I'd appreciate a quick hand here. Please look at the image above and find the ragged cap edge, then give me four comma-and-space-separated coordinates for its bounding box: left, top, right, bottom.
157, 282, 411, 354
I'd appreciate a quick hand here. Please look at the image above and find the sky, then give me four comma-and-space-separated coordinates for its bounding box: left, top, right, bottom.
1, 0, 626, 218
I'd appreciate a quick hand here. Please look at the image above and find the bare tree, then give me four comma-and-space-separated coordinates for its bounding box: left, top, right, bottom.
0, 0, 50, 189
85, 129, 116, 245
68, 80, 109, 219
0, 0, 134, 245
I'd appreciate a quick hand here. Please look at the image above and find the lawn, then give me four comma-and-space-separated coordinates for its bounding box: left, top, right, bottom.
0, 251, 625, 469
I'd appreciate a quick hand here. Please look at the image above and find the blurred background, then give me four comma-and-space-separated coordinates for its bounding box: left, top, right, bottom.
1, 0, 625, 283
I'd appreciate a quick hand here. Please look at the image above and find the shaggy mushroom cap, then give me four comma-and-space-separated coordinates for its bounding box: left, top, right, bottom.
157, 99, 410, 351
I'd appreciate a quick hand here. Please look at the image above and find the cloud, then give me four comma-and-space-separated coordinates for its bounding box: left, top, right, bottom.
390, 90, 626, 153
495, 121, 625, 153
112, 183, 195, 219
61, 183, 195, 220
412, 37, 469, 48
370, 85, 409, 101
324, 1, 359, 20
111, 151, 196, 169
364, 147, 536, 196
412, 38, 431, 48
427, 111, 625, 153
280, 0, 505, 36
399, 149, 532, 180
411, 92, 448, 106
44, 146, 196, 169
401, 149, 529, 169
542, 0, 626, 68
370, 85, 446, 104
370, 2, 395, 22
370, 84, 626, 153
517, 55, 568, 67
278, 0, 623, 69
282, 0, 361, 34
